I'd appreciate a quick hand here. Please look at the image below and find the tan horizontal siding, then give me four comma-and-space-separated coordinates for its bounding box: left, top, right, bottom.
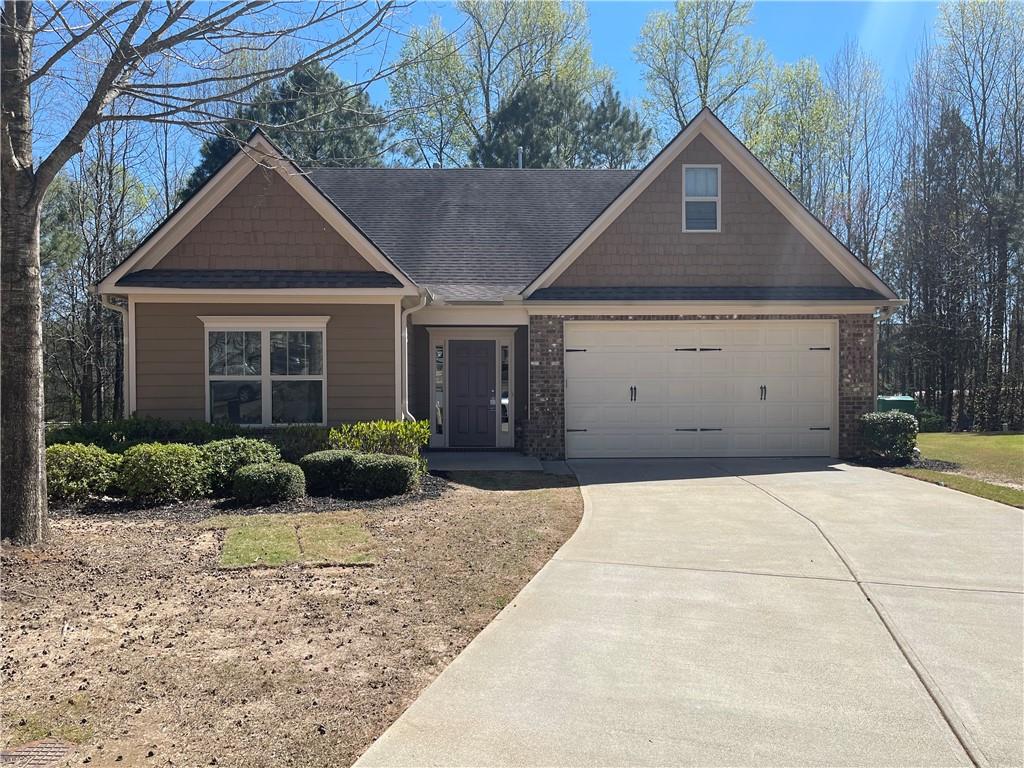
154, 167, 375, 272
553, 135, 850, 289
133, 302, 396, 423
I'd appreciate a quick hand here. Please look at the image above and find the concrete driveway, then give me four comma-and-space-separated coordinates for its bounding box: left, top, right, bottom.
356, 460, 1024, 767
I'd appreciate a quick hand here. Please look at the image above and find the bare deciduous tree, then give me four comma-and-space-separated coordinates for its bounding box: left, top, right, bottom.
1, 0, 401, 544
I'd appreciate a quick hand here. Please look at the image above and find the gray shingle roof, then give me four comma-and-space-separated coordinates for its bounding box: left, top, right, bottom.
527, 286, 888, 302
116, 269, 402, 289
306, 168, 637, 293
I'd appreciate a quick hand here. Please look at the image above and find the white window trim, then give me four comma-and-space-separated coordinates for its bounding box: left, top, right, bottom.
200, 316, 330, 427
682, 163, 721, 233
426, 327, 516, 449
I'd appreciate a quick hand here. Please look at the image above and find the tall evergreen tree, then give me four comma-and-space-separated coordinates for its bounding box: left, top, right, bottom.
181, 63, 385, 197
470, 79, 651, 169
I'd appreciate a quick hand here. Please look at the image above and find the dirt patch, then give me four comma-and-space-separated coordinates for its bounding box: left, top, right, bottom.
1, 472, 582, 767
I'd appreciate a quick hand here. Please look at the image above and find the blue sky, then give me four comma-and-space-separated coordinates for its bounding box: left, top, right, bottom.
374, 0, 940, 104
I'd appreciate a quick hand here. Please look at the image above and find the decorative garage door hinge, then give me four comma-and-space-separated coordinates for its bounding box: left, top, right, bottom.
809, 346, 831, 351
566, 428, 588, 432
809, 427, 831, 431
565, 348, 587, 352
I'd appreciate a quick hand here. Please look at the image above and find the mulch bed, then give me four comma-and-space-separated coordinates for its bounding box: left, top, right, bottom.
50, 473, 449, 523
1, 472, 582, 767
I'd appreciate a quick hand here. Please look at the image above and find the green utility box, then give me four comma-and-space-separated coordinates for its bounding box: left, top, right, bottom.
876, 395, 917, 415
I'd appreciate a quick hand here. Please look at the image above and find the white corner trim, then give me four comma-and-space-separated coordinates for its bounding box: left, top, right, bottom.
199, 315, 330, 329
95, 132, 416, 293
522, 110, 897, 300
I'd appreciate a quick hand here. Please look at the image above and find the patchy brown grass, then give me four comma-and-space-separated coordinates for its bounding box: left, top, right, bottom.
1, 471, 581, 767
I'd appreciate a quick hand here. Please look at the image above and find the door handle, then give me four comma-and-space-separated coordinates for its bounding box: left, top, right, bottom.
634, 385, 638, 402
759, 384, 766, 401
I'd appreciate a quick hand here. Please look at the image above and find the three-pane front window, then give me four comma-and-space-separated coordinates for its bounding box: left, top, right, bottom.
203, 319, 327, 426
683, 165, 720, 232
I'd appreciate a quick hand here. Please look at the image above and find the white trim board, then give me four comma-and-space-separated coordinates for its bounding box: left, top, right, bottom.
523, 109, 897, 300
95, 131, 416, 294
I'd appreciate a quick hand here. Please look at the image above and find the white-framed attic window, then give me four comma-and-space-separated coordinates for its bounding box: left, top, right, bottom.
682, 164, 721, 232
200, 316, 329, 426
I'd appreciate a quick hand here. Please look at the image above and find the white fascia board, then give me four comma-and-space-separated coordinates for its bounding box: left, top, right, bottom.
129, 292, 406, 305
523, 300, 904, 316
114, 287, 415, 298
411, 304, 529, 326
96, 133, 417, 294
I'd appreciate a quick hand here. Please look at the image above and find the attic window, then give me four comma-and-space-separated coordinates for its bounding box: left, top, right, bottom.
683, 165, 720, 232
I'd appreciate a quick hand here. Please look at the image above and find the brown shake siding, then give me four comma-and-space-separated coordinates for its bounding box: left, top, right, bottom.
134, 302, 396, 423
553, 135, 849, 288
155, 167, 375, 272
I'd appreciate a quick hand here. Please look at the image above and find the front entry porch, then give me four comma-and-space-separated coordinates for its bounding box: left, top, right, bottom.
423, 327, 519, 450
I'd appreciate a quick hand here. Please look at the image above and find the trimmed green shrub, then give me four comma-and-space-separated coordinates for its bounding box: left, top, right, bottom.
47, 416, 242, 452
256, 425, 332, 463
916, 409, 946, 433
233, 462, 305, 504
46, 443, 121, 503
859, 411, 918, 465
298, 450, 357, 496
202, 438, 281, 495
348, 453, 419, 499
118, 442, 210, 502
329, 420, 429, 459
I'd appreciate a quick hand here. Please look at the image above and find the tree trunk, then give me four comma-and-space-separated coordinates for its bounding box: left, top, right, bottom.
1, 1, 48, 544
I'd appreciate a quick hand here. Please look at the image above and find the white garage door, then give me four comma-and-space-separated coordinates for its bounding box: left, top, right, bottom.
564, 321, 837, 459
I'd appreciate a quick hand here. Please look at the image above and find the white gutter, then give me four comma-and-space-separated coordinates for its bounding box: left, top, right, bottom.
400, 289, 431, 421
93, 287, 129, 418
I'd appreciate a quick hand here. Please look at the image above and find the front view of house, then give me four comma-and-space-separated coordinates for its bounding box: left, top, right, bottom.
96, 109, 902, 460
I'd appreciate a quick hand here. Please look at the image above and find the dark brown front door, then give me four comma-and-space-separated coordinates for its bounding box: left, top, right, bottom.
450, 340, 496, 447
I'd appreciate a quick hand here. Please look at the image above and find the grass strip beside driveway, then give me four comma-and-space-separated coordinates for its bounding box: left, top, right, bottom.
203, 510, 377, 568
893, 467, 1024, 508
917, 432, 1023, 485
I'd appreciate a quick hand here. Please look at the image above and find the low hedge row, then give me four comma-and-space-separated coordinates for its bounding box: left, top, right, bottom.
299, 450, 419, 499
47, 436, 421, 506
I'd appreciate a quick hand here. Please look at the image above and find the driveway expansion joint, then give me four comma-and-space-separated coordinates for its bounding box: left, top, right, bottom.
732, 470, 985, 768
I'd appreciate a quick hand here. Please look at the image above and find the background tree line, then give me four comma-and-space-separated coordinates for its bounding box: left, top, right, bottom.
35, 0, 1024, 435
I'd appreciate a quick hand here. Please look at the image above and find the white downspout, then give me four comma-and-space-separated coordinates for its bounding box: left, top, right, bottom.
400, 289, 431, 421
94, 288, 129, 418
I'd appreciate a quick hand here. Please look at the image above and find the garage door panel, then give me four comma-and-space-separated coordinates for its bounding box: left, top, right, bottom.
564, 321, 836, 459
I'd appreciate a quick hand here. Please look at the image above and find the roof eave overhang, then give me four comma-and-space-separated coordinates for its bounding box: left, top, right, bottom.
521, 299, 907, 316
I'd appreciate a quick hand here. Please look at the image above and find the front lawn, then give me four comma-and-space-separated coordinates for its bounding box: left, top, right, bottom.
893, 432, 1024, 508
1, 471, 582, 767
915, 432, 1023, 485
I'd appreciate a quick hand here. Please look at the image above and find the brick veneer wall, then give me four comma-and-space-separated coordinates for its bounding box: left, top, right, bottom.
525, 313, 876, 460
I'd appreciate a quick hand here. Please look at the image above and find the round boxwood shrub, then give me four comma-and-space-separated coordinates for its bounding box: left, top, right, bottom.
202, 437, 281, 495
859, 411, 918, 465
233, 462, 305, 505
46, 443, 121, 503
118, 442, 210, 502
349, 453, 419, 499
298, 450, 357, 496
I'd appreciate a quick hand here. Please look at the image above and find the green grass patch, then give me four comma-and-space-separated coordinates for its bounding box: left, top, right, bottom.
204, 511, 377, 568
916, 432, 1024, 485
4, 696, 94, 748
893, 467, 1024, 508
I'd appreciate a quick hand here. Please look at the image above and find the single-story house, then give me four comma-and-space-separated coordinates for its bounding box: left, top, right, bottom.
95, 108, 903, 460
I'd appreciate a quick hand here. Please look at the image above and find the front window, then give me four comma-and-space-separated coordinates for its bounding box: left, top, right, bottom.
202, 317, 328, 426
683, 165, 720, 232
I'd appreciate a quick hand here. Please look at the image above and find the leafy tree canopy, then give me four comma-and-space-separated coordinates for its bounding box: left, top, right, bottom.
470, 79, 651, 169
181, 62, 384, 198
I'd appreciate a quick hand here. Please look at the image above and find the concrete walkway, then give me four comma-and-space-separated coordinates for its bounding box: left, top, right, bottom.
356, 459, 1024, 767
425, 451, 543, 472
